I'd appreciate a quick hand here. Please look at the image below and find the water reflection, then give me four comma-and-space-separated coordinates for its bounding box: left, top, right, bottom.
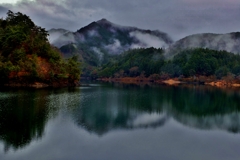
130, 113, 168, 128
169, 85, 240, 116
174, 112, 240, 133
1, 83, 240, 152
0, 88, 80, 152
167, 85, 240, 133
72, 84, 169, 135
0, 89, 50, 152
72, 83, 240, 135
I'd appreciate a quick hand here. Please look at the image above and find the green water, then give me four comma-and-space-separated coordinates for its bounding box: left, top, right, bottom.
0, 82, 240, 160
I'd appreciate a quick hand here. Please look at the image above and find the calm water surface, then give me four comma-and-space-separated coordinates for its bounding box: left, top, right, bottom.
0, 82, 240, 160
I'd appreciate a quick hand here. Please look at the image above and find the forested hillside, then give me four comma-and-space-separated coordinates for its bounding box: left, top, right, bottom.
169, 48, 240, 78
96, 48, 240, 83
0, 11, 81, 87
98, 47, 164, 78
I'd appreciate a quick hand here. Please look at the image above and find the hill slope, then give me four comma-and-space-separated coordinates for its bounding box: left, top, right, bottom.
166, 32, 240, 58
0, 11, 81, 87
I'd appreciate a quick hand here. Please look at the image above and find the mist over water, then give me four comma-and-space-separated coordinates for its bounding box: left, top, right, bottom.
0, 83, 240, 160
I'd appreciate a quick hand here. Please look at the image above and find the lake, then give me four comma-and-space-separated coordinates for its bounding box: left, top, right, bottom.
0, 82, 240, 160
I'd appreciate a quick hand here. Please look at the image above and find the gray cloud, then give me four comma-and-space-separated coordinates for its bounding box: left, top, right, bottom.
0, 0, 240, 40
0, 5, 8, 16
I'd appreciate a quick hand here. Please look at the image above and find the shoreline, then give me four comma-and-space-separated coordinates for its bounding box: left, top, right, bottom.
2, 81, 80, 89
2, 77, 240, 89
98, 77, 240, 88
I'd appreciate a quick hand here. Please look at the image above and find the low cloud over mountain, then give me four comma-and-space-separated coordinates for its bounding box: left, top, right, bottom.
166, 32, 240, 58
48, 18, 173, 66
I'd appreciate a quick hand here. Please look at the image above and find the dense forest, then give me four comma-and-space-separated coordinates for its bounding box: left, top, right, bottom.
96, 47, 240, 82
98, 47, 164, 78
169, 48, 240, 78
0, 11, 81, 87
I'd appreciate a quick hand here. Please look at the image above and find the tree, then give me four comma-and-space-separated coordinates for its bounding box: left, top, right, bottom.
215, 66, 229, 79
161, 63, 182, 77
67, 55, 81, 81
0, 11, 81, 85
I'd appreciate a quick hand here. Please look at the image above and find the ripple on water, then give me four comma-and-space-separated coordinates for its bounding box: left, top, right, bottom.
0, 93, 16, 100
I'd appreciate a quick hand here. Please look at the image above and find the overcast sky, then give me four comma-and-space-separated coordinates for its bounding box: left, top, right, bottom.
0, 0, 240, 40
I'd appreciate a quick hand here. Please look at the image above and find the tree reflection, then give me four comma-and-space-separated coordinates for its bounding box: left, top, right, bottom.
1, 83, 240, 152
73, 84, 170, 135
0, 87, 82, 152
73, 83, 240, 135
169, 85, 240, 116
0, 89, 50, 152
168, 85, 240, 133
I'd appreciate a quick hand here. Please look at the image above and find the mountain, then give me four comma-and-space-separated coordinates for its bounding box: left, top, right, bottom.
166, 32, 240, 58
48, 19, 240, 78
48, 19, 173, 67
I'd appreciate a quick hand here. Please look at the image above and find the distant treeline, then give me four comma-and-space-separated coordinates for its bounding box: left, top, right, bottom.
93, 47, 240, 80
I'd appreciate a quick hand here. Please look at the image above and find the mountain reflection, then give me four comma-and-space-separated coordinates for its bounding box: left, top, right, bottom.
1, 83, 240, 152
72, 84, 169, 135
168, 85, 240, 133
73, 83, 240, 135
173, 112, 240, 133
0, 89, 52, 152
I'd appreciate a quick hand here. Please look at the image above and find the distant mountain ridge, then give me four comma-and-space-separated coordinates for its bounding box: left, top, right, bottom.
48, 18, 173, 66
166, 32, 240, 58
50, 18, 173, 49
48, 19, 240, 70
